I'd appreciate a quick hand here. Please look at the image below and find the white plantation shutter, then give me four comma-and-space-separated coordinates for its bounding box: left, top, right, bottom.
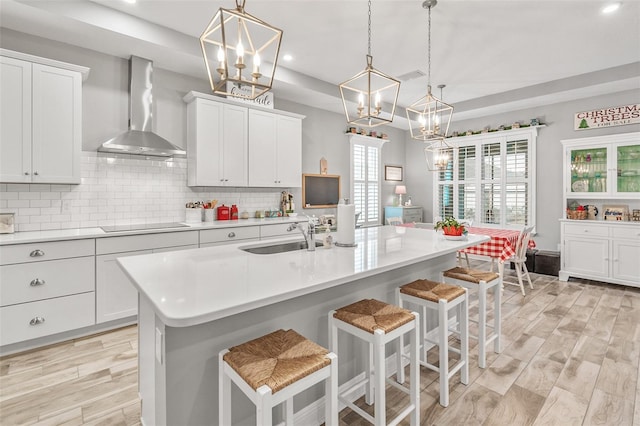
433, 129, 537, 229
351, 137, 384, 226
505, 139, 529, 225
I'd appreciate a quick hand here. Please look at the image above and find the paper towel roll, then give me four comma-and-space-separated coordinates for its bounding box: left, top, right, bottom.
336, 203, 356, 246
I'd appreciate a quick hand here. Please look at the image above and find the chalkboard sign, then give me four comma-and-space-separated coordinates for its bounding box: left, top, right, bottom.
302, 174, 341, 208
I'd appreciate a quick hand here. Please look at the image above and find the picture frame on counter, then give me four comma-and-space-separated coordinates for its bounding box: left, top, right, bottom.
603, 204, 629, 221
384, 165, 403, 182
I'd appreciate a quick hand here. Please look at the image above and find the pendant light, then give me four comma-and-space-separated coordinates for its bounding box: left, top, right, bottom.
339, 0, 400, 128
406, 0, 453, 142
424, 84, 452, 171
200, 0, 283, 100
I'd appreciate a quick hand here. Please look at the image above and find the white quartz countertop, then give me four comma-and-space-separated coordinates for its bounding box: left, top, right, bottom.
0, 217, 303, 245
117, 226, 490, 327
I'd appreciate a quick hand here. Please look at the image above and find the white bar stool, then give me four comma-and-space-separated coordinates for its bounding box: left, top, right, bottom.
219, 329, 338, 426
329, 299, 420, 426
441, 267, 502, 368
396, 279, 469, 407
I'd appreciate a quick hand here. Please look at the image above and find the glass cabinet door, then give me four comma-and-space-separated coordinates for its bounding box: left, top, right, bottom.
616, 144, 640, 193
569, 146, 608, 193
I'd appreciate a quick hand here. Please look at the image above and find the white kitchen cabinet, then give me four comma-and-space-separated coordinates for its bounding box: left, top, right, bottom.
248, 109, 303, 187
95, 231, 199, 323
0, 238, 95, 347
560, 221, 640, 287
186, 97, 248, 187
0, 51, 87, 184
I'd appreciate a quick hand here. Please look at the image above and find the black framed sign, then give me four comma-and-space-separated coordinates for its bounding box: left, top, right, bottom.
385, 165, 403, 181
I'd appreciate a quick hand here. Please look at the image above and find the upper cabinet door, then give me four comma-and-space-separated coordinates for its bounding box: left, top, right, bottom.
248, 109, 278, 186
248, 109, 302, 187
0, 56, 32, 183
276, 115, 302, 187
222, 104, 248, 187
31, 63, 81, 184
188, 99, 223, 186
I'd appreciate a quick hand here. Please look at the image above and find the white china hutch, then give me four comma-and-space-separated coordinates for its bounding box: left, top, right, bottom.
560, 131, 640, 287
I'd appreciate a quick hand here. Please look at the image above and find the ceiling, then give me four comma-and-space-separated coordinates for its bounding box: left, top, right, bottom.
1, 0, 639, 129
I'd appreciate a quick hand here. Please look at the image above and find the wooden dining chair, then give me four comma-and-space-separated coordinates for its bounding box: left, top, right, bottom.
457, 219, 473, 268
506, 225, 535, 296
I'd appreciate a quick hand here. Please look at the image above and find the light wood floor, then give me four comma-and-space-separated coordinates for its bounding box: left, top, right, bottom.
2, 262, 640, 425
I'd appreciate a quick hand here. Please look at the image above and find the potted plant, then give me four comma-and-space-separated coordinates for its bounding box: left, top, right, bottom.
434, 216, 468, 237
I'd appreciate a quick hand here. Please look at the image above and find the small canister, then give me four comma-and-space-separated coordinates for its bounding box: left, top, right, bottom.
217, 204, 230, 220
0, 213, 15, 234
231, 204, 238, 220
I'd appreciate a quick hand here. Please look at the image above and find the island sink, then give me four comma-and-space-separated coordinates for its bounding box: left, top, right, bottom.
241, 240, 324, 254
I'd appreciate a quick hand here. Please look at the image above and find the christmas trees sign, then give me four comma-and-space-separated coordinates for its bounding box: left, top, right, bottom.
574, 104, 640, 130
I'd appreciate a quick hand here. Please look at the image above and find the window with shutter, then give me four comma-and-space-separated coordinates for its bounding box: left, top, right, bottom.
351, 136, 386, 226
433, 128, 538, 229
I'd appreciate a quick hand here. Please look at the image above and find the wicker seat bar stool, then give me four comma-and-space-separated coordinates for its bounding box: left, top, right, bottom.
441, 267, 502, 368
396, 279, 469, 407
329, 299, 420, 426
219, 329, 338, 426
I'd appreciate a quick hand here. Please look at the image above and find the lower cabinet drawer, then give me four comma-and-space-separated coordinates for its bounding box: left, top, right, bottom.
612, 226, 640, 240
563, 223, 609, 237
200, 227, 260, 244
0, 292, 95, 346
260, 223, 300, 239
404, 211, 422, 222
0, 256, 95, 307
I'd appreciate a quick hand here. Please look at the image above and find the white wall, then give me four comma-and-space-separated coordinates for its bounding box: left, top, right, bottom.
405, 89, 640, 250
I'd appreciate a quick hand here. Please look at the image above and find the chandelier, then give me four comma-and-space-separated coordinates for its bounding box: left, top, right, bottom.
200, 0, 283, 100
339, 0, 400, 128
406, 0, 453, 141
424, 139, 452, 171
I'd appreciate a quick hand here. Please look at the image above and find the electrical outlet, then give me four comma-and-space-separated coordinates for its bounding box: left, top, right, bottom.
61, 199, 72, 214
155, 328, 163, 364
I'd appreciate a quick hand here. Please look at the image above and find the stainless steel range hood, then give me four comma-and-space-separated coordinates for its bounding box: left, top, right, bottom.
98, 56, 186, 158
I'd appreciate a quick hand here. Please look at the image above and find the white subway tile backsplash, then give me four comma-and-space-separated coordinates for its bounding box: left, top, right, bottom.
1, 152, 284, 231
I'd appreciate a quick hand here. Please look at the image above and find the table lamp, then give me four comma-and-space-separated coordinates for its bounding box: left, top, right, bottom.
395, 185, 407, 206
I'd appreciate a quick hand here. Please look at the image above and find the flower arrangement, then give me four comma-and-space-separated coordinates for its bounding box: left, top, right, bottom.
434, 216, 468, 236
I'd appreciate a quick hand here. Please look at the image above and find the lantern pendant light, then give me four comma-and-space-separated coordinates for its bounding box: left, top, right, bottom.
200, 0, 283, 100
339, 0, 401, 128
406, 0, 453, 143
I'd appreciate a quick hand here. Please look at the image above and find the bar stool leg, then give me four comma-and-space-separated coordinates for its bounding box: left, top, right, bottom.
438, 299, 449, 407
366, 342, 374, 405
410, 313, 420, 426
395, 288, 406, 385
478, 282, 488, 368
494, 282, 502, 353
325, 352, 339, 426
373, 330, 386, 426
284, 398, 294, 426
219, 351, 231, 426
461, 289, 469, 385
256, 385, 273, 426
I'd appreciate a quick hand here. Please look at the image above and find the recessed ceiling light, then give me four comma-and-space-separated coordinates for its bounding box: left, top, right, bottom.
601, 2, 621, 14
283, 54, 293, 62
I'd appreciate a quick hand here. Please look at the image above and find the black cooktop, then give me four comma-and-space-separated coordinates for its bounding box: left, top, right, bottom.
100, 222, 190, 233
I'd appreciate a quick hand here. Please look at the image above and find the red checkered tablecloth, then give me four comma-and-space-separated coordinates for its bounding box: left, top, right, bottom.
460, 226, 536, 263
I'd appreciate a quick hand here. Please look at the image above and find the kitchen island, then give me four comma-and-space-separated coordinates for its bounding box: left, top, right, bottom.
118, 226, 489, 425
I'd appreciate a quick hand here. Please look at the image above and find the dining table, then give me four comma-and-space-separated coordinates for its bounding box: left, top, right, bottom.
460, 226, 536, 278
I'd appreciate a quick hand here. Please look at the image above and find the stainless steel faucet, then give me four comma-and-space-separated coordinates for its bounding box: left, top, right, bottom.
287, 220, 316, 251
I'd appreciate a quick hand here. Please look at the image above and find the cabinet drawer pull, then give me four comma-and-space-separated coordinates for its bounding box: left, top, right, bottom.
30, 278, 45, 286
24, 172, 29, 176
30, 249, 45, 257
29, 317, 45, 326
228, 232, 236, 238
33, 171, 39, 176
